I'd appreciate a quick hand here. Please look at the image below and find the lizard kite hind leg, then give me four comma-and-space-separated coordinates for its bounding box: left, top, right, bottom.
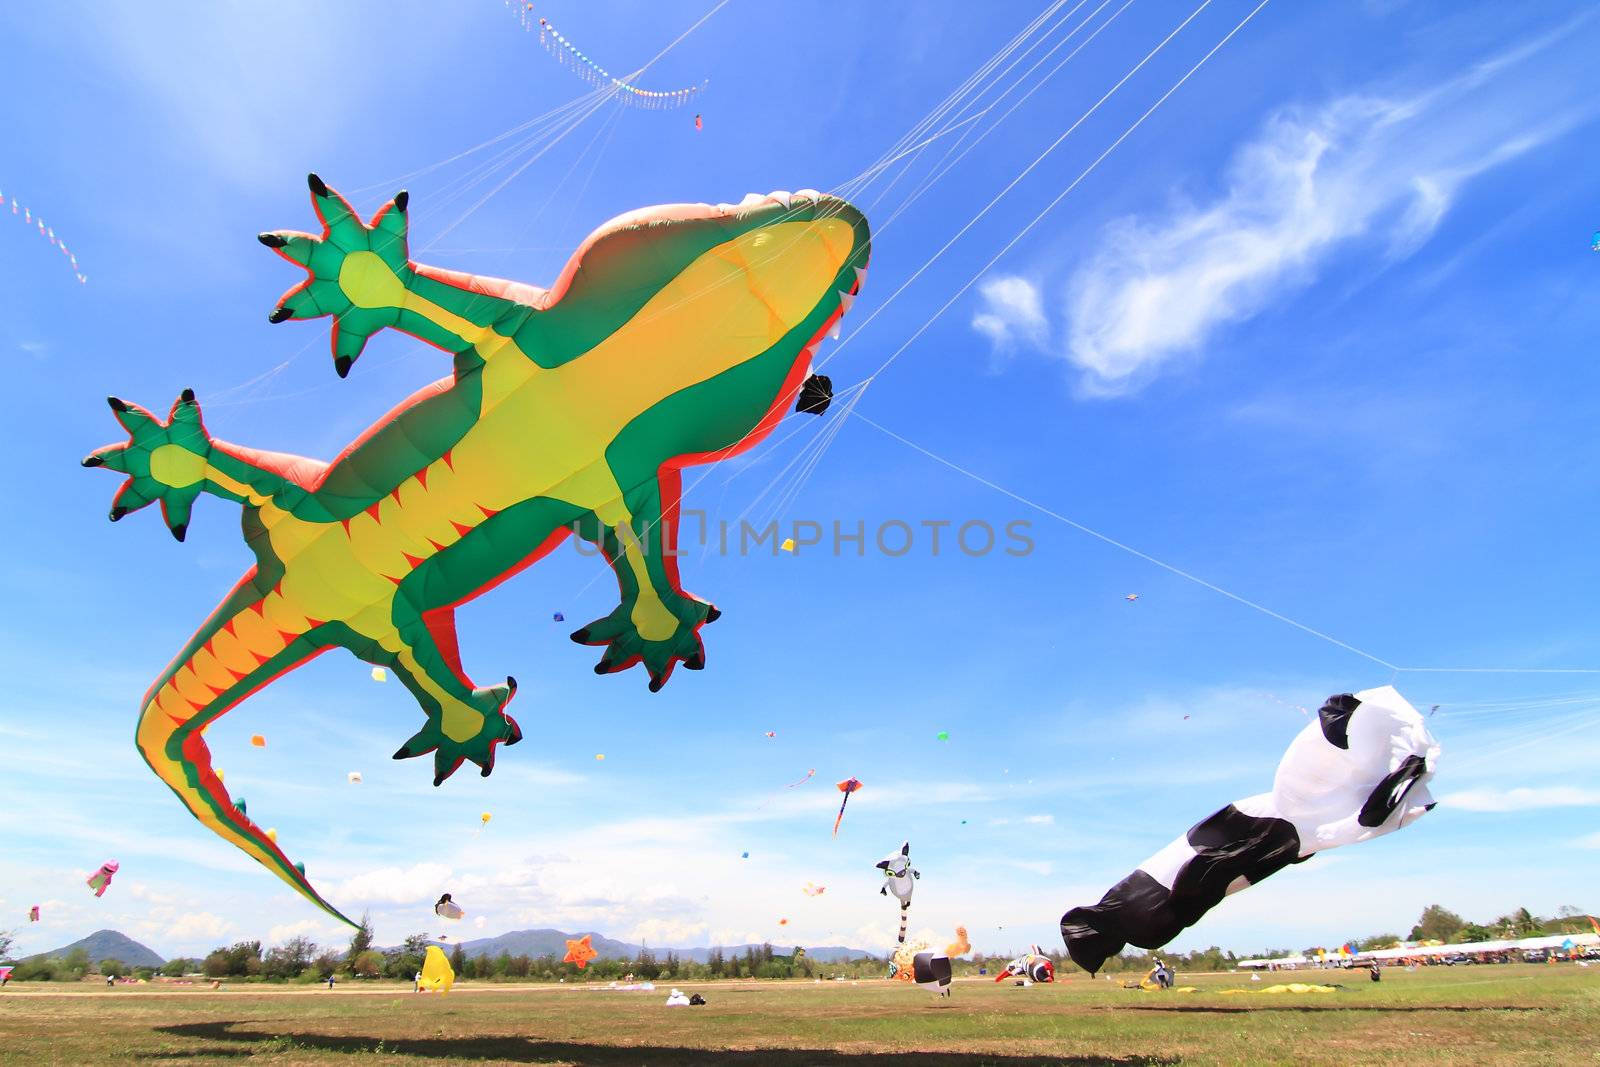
569, 485, 717, 693
382, 615, 522, 786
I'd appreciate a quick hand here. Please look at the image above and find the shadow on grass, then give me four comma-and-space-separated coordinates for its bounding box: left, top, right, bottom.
1115, 1004, 1544, 1015
148, 1021, 1178, 1065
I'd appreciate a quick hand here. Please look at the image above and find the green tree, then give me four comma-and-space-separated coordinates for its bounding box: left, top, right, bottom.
385, 934, 432, 980
350, 950, 383, 978
346, 914, 375, 968
1409, 904, 1465, 943
61, 947, 91, 980
1358, 934, 1401, 951
1456, 923, 1493, 944
449, 943, 467, 976
159, 958, 191, 977
0, 929, 14, 962
262, 936, 317, 979
98, 958, 129, 978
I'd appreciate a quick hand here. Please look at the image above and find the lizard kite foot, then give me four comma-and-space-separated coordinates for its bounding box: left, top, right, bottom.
571, 602, 720, 692
82, 390, 211, 541
258, 173, 413, 377
392, 676, 522, 786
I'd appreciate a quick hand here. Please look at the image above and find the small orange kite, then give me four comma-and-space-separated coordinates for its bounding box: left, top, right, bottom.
563, 934, 598, 969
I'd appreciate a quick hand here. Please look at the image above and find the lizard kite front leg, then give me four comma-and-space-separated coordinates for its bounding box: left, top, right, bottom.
259, 174, 542, 376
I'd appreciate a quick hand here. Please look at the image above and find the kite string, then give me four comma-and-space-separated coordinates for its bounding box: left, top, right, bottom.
819, 0, 1221, 373
849, 409, 1600, 678
848, 407, 1398, 671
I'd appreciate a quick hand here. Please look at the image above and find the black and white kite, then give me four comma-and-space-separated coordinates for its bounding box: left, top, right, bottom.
911, 951, 952, 995
1061, 686, 1439, 974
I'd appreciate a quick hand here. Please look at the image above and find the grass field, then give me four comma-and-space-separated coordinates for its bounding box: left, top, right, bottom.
2, 964, 1596, 1065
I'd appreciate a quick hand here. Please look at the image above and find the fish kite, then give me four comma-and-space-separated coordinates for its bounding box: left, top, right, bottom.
564, 934, 598, 969
82, 173, 869, 924
87, 860, 119, 897
802, 882, 826, 897
28, 905, 40, 922
250, 735, 266, 748
1061, 686, 1439, 974
1125, 594, 1139, 602
347, 771, 362, 784
434, 893, 464, 920
695, 114, 704, 131
764, 731, 776, 738
832, 777, 862, 836
419, 945, 455, 993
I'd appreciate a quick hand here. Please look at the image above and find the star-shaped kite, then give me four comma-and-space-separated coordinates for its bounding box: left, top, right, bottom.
563, 934, 598, 970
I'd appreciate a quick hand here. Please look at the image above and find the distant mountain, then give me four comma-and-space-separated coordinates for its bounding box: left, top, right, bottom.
24, 929, 163, 969
445, 929, 636, 961
440, 928, 875, 965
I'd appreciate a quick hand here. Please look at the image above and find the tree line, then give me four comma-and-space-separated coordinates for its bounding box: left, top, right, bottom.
2, 903, 1590, 983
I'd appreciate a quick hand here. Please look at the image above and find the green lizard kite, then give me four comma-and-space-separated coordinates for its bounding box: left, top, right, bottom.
84, 175, 870, 921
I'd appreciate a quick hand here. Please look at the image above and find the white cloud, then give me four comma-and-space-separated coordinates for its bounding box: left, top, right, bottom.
621, 919, 710, 947
1442, 786, 1600, 813
1022, 814, 1055, 826
267, 918, 348, 948
1063, 26, 1596, 395
331, 862, 452, 906
972, 275, 1047, 353
165, 912, 232, 943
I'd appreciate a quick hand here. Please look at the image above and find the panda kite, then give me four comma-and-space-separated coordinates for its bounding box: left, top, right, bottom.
1061, 686, 1440, 974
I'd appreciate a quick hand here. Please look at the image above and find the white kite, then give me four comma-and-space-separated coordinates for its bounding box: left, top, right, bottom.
1062, 686, 1439, 973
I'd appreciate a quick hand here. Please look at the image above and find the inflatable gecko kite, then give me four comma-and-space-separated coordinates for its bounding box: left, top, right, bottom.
84, 175, 871, 923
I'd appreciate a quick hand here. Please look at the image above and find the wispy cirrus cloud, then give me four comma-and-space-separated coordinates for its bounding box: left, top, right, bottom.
1061, 18, 1597, 395
971, 275, 1047, 356
1442, 786, 1600, 813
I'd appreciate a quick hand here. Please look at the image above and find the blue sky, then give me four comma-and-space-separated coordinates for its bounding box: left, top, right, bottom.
3, 1, 1599, 962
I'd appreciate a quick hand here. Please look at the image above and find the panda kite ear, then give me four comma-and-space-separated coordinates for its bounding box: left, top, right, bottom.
901, 842, 910, 856
875, 860, 890, 870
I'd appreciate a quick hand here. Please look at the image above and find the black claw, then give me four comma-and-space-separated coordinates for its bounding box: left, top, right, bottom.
334, 356, 353, 379
570, 627, 591, 644
81, 455, 104, 468
180, 387, 196, 404
307, 173, 330, 198
704, 605, 722, 624
268, 306, 293, 324
394, 190, 409, 212
684, 653, 705, 671
109, 506, 127, 522
593, 662, 608, 675
257, 232, 287, 248
432, 773, 445, 787
649, 676, 666, 693
170, 524, 187, 542
505, 675, 517, 694
107, 396, 128, 412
